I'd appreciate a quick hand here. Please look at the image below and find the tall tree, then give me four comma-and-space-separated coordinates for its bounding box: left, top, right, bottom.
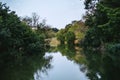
83, 0, 120, 48
32, 12, 39, 27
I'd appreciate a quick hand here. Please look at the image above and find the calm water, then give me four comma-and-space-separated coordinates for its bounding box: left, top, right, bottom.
0, 45, 120, 80
34, 52, 89, 80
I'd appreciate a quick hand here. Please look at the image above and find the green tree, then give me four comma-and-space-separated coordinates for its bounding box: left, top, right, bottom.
57, 20, 87, 45
83, 0, 120, 48
65, 31, 75, 44
0, 2, 45, 60
56, 29, 65, 44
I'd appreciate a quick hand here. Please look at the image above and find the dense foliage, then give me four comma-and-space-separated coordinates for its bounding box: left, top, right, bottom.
57, 20, 87, 44
83, 0, 120, 79
65, 31, 75, 44
56, 29, 66, 44
83, 0, 120, 49
0, 2, 45, 61
21, 14, 58, 39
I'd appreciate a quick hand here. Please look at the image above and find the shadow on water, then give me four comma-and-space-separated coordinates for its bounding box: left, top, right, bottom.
0, 51, 52, 80
83, 48, 120, 80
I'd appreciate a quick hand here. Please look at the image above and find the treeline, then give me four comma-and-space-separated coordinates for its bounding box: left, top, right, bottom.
83, 0, 120, 50
57, 0, 120, 51
0, 2, 56, 62
56, 20, 87, 45
21, 13, 59, 39
82, 1, 120, 78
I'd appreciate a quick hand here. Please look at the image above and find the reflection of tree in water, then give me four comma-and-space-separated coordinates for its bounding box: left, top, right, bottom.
0, 52, 52, 80
83, 48, 120, 80
57, 44, 88, 74
34, 55, 53, 80
57, 44, 76, 61
45, 46, 58, 53
56, 44, 120, 80
57, 44, 87, 64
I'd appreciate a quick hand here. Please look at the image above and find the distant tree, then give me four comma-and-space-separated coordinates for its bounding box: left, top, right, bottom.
65, 31, 75, 44
21, 16, 32, 26
56, 29, 65, 44
31, 12, 39, 27
52, 28, 59, 32
57, 20, 87, 45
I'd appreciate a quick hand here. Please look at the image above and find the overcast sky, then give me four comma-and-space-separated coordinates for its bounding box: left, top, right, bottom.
1, 0, 86, 29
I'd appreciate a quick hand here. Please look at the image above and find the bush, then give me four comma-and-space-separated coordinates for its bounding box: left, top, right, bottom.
0, 2, 45, 58
65, 31, 75, 44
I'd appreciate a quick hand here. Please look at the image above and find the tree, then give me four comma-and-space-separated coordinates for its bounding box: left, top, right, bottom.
31, 12, 39, 27
0, 2, 45, 59
56, 29, 65, 44
21, 16, 32, 26
83, 0, 120, 48
57, 20, 87, 45
65, 31, 75, 44
52, 28, 59, 32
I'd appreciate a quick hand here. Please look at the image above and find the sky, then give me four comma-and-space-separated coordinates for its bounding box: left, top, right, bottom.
1, 0, 86, 29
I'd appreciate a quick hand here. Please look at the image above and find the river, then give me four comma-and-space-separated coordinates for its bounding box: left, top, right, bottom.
34, 52, 89, 80
0, 45, 120, 80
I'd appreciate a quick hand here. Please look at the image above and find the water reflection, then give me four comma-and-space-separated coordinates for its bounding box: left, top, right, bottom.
35, 52, 88, 80
0, 53, 52, 80
83, 49, 120, 80
1, 44, 120, 80
36, 44, 89, 80
46, 44, 120, 80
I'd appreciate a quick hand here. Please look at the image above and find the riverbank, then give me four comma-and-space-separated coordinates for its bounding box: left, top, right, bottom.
50, 37, 60, 47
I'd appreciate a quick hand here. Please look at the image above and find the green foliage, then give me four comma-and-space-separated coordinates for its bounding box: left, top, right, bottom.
67, 21, 87, 40
83, 0, 120, 48
83, 1, 120, 79
0, 2, 45, 59
22, 14, 58, 39
56, 29, 65, 44
51, 28, 59, 32
106, 44, 120, 58
57, 20, 87, 45
65, 31, 75, 44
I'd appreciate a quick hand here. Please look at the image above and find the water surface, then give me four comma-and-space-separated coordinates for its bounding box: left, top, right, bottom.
1, 45, 120, 80
34, 52, 89, 80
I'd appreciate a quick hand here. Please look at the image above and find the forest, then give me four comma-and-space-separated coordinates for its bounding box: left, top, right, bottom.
0, 0, 120, 80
